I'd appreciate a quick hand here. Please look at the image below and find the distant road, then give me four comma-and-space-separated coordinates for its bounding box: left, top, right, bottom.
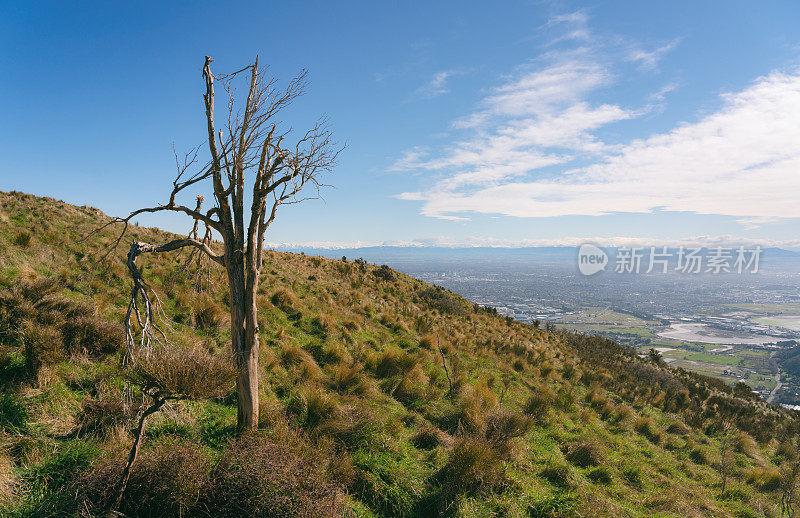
767, 351, 782, 404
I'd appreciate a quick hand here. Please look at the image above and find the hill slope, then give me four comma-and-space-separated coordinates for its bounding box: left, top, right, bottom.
0, 190, 799, 517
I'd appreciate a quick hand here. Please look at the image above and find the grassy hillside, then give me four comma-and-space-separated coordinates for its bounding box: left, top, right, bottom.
1, 190, 799, 517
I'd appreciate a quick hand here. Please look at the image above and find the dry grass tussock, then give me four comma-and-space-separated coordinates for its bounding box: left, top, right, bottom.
74, 394, 131, 437
271, 288, 298, 313
426, 435, 506, 514
0, 452, 15, 507
563, 441, 604, 468
65, 418, 345, 517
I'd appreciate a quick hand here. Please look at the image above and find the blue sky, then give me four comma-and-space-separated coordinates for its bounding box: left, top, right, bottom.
2, 1, 800, 248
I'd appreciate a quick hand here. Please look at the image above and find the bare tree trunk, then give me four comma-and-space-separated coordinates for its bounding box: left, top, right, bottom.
227, 256, 259, 431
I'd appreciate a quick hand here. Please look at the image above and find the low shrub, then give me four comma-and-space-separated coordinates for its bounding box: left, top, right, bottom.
71, 437, 211, 517
416, 286, 465, 315
373, 265, 396, 282
203, 432, 342, 517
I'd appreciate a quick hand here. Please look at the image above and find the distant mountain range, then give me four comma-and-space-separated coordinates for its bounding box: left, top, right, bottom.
274, 245, 800, 271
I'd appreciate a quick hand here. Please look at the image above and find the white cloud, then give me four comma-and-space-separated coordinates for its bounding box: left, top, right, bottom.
388, 147, 429, 171
395, 55, 633, 188
413, 70, 462, 99
394, 52, 637, 198
483, 60, 612, 118
395, 56, 800, 224
649, 82, 678, 102
545, 10, 591, 44
628, 39, 682, 71
393, 12, 799, 228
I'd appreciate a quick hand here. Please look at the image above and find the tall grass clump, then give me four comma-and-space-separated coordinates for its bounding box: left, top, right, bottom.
425, 435, 505, 514
271, 288, 298, 313
61, 315, 123, 356
634, 416, 662, 444
564, 441, 604, 468
524, 385, 556, 424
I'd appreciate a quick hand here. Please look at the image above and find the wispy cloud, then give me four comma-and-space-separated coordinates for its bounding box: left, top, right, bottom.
628, 38, 682, 71
392, 14, 800, 228
545, 10, 591, 44
395, 48, 637, 202
412, 70, 462, 99
649, 82, 678, 102
400, 69, 800, 222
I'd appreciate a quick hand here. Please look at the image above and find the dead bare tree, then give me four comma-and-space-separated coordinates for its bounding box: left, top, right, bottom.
437, 335, 453, 396
719, 421, 734, 496
111, 55, 340, 431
